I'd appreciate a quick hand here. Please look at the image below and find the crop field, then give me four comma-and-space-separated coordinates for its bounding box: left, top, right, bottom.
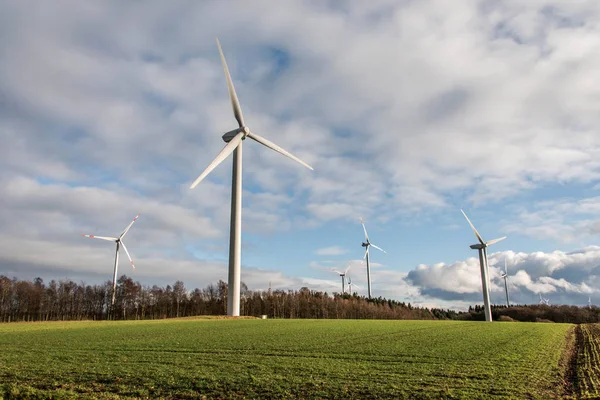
0, 318, 572, 399
575, 323, 600, 398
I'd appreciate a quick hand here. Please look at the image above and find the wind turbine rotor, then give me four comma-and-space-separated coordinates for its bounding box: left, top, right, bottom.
119, 213, 140, 239
216, 37, 245, 128
81, 235, 117, 242
486, 236, 507, 246
370, 243, 386, 254
120, 241, 136, 270
359, 217, 370, 242
190, 132, 244, 189
344, 263, 353, 275
460, 209, 485, 245
246, 132, 313, 170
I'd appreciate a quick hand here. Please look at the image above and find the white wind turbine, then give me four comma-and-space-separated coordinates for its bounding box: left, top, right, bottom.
461, 209, 506, 322
346, 275, 360, 294
359, 217, 386, 299
332, 264, 352, 294
500, 258, 510, 307
189, 39, 313, 316
539, 293, 550, 305
82, 214, 140, 306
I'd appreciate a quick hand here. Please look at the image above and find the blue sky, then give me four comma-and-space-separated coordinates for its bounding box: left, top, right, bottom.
2, 1, 600, 310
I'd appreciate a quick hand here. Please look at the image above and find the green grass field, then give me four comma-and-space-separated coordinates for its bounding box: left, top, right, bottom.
0, 319, 573, 399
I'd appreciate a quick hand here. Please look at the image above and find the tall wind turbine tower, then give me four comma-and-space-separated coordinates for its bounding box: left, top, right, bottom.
190, 39, 313, 316
82, 214, 140, 306
461, 210, 506, 322
359, 217, 386, 299
501, 258, 510, 307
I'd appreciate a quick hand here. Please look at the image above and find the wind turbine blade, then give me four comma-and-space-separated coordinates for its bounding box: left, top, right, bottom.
119, 213, 140, 239
246, 132, 313, 170
345, 264, 352, 274
332, 269, 344, 275
351, 283, 360, 289
363, 247, 369, 260
460, 209, 485, 245
120, 241, 135, 270
504, 258, 508, 275
216, 38, 245, 128
486, 236, 507, 246
359, 217, 369, 241
81, 235, 117, 242
370, 243, 386, 254
190, 132, 243, 189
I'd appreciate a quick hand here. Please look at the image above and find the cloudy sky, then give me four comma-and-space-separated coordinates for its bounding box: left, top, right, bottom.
2, 0, 600, 311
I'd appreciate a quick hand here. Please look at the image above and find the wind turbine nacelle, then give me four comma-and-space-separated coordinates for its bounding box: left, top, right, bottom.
222, 127, 247, 143
361, 242, 368, 247
470, 243, 485, 250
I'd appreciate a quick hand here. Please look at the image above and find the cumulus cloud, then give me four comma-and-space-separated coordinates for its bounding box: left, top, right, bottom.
407, 247, 600, 308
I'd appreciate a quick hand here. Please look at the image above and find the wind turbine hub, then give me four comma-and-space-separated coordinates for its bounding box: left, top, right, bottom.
362, 242, 369, 247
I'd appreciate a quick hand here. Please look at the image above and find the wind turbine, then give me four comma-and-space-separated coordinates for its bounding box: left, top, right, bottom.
332, 264, 352, 294
189, 39, 313, 316
346, 275, 360, 294
500, 258, 510, 307
82, 214, 140, 306
539, 293, 550, 305
461, 209, 506, 322
359, 217, 386, 299
589, 296, 592, 309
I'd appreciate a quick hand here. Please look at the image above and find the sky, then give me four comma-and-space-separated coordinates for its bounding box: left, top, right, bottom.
1, 0, 600, 311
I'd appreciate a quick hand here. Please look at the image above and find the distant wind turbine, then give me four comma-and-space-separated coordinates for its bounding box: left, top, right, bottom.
359, 217, 386, 299
501, 258, 510, 307
461, 209, 506, 322
589, 296, 592, 309
539, 293, 550, 305
189, 39, 313, 316
82, 214, 140, 306
332, 264, 352, 294
346, 275, 360, 294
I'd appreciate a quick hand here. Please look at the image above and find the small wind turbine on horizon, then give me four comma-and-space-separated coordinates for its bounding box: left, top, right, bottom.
538, 293, 550, 305
359, 217, 386, 299
461, 209, 506, 322
500, 258, 510, 307
346, 275, 360, 294
332, 264, 352, 294
189, 38, 313, 316
539, 293, 550, 305
82, 214, 140, 306
589, 296, 592, 309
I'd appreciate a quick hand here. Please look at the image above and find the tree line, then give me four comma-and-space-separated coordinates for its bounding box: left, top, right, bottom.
461, 304, 600, 324
2, 275, 598, 324
0, 275, 458, 322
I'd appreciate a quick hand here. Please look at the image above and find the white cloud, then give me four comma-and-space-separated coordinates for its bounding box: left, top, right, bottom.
407, 247, 600, 307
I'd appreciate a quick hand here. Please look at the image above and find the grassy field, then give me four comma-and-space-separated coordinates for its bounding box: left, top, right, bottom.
0, 318, 572, 399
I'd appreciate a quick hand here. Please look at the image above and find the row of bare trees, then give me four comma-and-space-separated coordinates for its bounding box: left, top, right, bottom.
0, 275, 457, 322
462, 304, 600, 324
